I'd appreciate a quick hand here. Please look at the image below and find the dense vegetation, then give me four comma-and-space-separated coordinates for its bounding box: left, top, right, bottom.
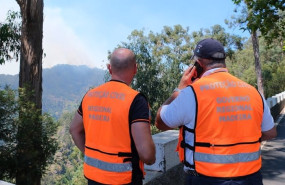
0, 86, 58, 184
41, 112, 86, 185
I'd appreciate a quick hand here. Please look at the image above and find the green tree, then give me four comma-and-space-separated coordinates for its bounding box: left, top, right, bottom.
259, 36, 285, 97
15, 0, 45, 184
226, 35, 285, 98
226, 38, 256, 86
200, 24, 246, 59
17, 87, 58, 185
0, 87, 58, 184
116, 25, 244, 127
230, 0, 285, 96
0, 86, 17, 182
0, 11, 21, 65
263, 60, 285, 97
0, 1, 59, 184
118, 25, 191, 126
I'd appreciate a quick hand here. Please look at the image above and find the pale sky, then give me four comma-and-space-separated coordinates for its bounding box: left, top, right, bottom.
0, 0, 247, 75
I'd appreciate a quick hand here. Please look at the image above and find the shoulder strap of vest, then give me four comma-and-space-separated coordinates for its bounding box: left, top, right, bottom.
180, 125, 195, 150
180, 140, 195, 150
184, 161, 195, 169
188, 85, 198, 130
180, 125, 194, 150
183, 125, 194, 133
186, 85, 198, 170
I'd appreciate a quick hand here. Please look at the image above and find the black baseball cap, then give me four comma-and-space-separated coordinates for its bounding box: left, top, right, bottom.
193, 38, 226, 60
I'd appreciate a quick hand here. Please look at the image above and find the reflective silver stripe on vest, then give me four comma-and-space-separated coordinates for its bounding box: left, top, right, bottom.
84, 155, 132, 172
195, 149, 261, 164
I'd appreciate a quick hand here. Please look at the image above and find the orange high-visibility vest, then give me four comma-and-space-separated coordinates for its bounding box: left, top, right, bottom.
177, 71, 263, 177
82, 81, 144, 184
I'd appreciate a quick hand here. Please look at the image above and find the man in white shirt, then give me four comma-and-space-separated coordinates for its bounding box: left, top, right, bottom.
156, 38, 277, 185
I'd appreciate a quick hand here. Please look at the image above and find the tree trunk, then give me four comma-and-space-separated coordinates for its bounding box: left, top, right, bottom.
17, 0, 43, 108
251, 31, 264, 97
15, 0, 43, 185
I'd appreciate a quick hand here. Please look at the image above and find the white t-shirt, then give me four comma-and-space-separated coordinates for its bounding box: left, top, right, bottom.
160, 68, 275, 170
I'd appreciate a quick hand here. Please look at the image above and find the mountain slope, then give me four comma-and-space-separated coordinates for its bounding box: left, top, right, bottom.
0, 64, 106, 118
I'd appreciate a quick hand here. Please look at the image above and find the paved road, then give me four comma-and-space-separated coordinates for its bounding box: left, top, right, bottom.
261, 109, 285, 185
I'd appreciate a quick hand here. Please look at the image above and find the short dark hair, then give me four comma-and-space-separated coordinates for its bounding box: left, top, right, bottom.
110, 48, 136, 72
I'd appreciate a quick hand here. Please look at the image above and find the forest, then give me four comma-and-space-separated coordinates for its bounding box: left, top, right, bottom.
1, 0, 285, 184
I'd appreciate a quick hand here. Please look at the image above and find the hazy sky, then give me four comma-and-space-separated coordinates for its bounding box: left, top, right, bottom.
0, 0, 248, 75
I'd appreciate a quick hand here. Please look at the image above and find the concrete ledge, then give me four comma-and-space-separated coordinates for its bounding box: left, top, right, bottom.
266, 91, 285, 109
270, 98, 285, 121
144, 130, 179, 172
266, 91, 285, 120
143, 130, 180, 184
266, 97, 277, 108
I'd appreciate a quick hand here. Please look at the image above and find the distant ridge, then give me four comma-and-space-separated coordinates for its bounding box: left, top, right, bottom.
0, 64, 106, 119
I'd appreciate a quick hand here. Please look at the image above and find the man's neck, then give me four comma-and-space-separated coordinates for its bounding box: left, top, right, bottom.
205, 63, 226, 71
202, 68, 228, 77
110, 76, 130, 86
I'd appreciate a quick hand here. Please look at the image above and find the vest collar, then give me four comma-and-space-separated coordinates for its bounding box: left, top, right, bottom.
201, 68, 228, 78
109, 79, 128, 85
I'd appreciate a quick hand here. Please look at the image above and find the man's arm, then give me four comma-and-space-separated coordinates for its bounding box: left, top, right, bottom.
260, 94, 277, 141
131, 122, 155, 165
156, 66, 197, 131
261, 125, 277, 141
156, 105, 176, 131
69, 111, 85, 153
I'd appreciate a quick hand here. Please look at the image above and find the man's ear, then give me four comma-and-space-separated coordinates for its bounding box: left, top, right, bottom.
197, 58, 206, 72
107, 64, 112, 75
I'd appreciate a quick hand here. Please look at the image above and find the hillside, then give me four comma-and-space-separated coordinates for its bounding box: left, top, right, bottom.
0, 64, 106, 118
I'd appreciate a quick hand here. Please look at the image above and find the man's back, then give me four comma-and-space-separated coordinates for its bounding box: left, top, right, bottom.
70, 48, 155, 185
82, 80, 141, 184
191, 70, 263, 177
156, 38, 276, 185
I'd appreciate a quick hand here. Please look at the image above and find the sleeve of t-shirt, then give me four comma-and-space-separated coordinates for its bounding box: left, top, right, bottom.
77, 101, 83, 116
160, 86, 196, 128
129, 93, 150, 124
261, 96, 275, 131
77, 91, 88, 116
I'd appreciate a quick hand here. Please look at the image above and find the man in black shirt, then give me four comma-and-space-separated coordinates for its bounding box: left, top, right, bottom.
70, 48, 155, 185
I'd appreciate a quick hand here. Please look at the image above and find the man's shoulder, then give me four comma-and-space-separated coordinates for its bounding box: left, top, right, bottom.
133, 93, 148, 104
